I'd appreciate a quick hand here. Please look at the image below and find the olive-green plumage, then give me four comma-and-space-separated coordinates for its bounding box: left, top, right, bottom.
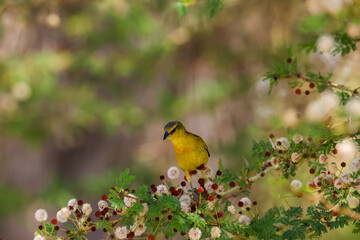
163, 121, 209, 182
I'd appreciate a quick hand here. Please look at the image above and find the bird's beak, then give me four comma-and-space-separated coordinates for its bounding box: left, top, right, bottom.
163, 131, 169, 140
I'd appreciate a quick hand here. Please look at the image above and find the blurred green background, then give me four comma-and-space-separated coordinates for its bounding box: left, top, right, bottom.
0, 0, 359, 239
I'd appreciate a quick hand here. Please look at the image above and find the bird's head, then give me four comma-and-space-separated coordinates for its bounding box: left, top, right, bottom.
163, 121, 186, 140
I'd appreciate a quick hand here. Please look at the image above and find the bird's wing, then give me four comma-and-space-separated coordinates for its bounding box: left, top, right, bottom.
192, 133, 210, 157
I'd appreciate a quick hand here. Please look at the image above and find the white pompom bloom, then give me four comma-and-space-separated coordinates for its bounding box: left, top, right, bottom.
124, 194, 138, 208
181, 202, 190, 212
313, 176, 323, 186
240, 197, 252, 209
208, 201, 215, 210
140, 203, 148, 216
276, 137, 290, 150
329, 162, 338, 174
98, 200, 109, 211
291, 152, 301, 164
135, 224, 146, 236
317, 34, 335, 53
56, 207, 71, 223
34, 209, 48, 222
228, 205, 236, 214
292, 134, 303, 144
156, 184, 170, 196
270, 157, 279, 166
82, 203, 92, 216
349, 158, 360, 173
290, 180, 303, 192
348, 196, 359, 209
318, 154, 327, 164
68, 198, 78, 210
238, 215, 251, 225
188, 227, 202, 240
179, 195, 192, 206
34, 235, 45, 240
334, 178, 344, 189
204, 181, 214, 194
205, 168, 214, 178
115, 226, 128, 239
216, 185, 225, 195
340, 171, 352, 184
211, 226, 221, 238
167, 166, 180, 179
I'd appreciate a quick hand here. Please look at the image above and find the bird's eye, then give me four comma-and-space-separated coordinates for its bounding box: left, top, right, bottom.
170, 128, 176, 135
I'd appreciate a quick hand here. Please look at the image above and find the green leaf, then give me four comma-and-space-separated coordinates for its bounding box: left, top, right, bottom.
117, 168, 135, 189
299, 15, 329, 33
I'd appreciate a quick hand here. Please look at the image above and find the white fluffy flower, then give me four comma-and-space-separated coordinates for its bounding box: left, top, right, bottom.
228, 205, 236, 214
124, 194, 137, 208
205, 168, 214, 178
334, 178, 344, 189
348, 196, 359, 209
346, 98, 360, 117
240, 197, 252, 209
140, 203, 148, 216
319, 154, 327, 164
314, 176, 323, 186
276, 137, 290, 150
135, 224, 146, 236
290, 180, 303, 192
188, 227, 202, 240
349, 158, 360, 173
156, 184, 170, 196
317, 34, 335, 53
179, 195, 192, 206
292, 134, 303, 144
181, 202, 190, 212
216, 185, 224, 195
340, 171, 352, 184
98, 200, 109, 211
115, 226, 128, 239
291, 152, 301, 164
68, 198, 78, 210
270, 157, 279, 166
34, 209, 48, 222
329, 162, 338, 174
204, 181, 214, 193
211, 226, 221, 238
34, 235, 45, 240
238, 215, 251, 225
56, 207, 71, 223
82, 203, 92, 216
208, 201, 215, 210
167, 166, 180, 179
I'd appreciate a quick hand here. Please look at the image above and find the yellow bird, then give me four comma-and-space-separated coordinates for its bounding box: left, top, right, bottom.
163, 121, 210, 182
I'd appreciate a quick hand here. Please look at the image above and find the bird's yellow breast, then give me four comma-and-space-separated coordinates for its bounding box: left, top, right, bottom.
171, 133, 209, 172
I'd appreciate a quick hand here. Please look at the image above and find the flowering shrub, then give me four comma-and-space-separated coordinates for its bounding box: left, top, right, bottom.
32, 1, 360, 239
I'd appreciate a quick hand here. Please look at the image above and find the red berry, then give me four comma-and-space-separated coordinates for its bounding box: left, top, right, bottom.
51, 218, 58, 225
310, 168, 315, 174
341, 162, 346, 167
55, 226, 60, 231
208, 195, 215, 201
95, 211, 101, 217
305, 90, 310, 95
309, 82, 315, 88
181, 181, 186, 187
160, 175, 165, 180
238, 201, 244, 207
265, 151, 271, 157
148, 235, 155, 240
211, 183, 218, 190
66, 229, 71, 234
155, 217, 159, 221
295, 88, 301, 95
77, 200, 84, 206
198, 178, 205, 185
38, 225, 44, 230
197, 187, 204, 193
218, 211, 224, 217
333, 148, 338, 154
332, 211, 338, 217
101, 195, 108, 201
253, 201, 257, 205
297, 193, 303, 198
216, 170, 222, 176
230, 182, 236, 187
91, 226, 96, 232
169, 186, 175, 192
287, 58, 292, 63
167, 215, 172, 220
